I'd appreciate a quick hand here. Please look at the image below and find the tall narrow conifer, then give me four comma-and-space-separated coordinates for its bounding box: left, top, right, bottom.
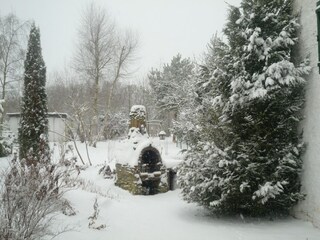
18, 24, 49, 164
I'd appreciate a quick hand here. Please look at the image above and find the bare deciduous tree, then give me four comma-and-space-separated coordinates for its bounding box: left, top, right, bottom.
74, 3, 138, 145
0, 14, 28, 120
74, 2, 115, 138
106, 30, 138, 115
102, 30, 138, 142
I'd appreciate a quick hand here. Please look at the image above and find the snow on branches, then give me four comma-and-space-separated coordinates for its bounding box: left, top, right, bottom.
178, 0, 308, 216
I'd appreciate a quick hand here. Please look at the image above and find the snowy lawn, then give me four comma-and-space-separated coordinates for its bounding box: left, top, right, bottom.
2, 139, 320, 239
53, 174, 320, 240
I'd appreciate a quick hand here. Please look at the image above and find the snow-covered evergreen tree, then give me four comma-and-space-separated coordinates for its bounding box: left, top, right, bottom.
178, 0, 310, 215
18, 24, 49, 164
173, 37, 231, 147
149, 54, 196, 140
149, 54, 195, 117
178, 36, 235, 211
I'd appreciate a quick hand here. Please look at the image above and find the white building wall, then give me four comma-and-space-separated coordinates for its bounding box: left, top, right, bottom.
6, 117, 19, 139
6, 114, 67, 142
294, 0, 320, 227
48, 117, 66, 142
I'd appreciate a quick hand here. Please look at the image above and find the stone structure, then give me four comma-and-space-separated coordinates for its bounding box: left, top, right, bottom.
115, 144, 169, 195
294, 0, 320, 227
116, 105, 169, 195
129, 105, 146, 132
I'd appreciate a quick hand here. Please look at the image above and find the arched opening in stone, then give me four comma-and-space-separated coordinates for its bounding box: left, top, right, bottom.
139, 146, 162, 195
139, 146, 161, 173
141, 149, 160, 173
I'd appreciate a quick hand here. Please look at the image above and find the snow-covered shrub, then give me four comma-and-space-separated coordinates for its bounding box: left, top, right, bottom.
0, 142, 9, 157
103, 112, 129, 139
178, 0, 309, 216
0, 157, 70, 240
0, 130, 16, 157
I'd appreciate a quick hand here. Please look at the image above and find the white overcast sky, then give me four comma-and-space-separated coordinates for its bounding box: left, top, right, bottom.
0, 0, 241, 82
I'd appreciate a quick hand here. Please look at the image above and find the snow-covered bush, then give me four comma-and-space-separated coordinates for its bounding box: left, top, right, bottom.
0, 157, 70, 240
178, 0, 309, 216
103, 111, 128, 139
0, 112, 15, 157
0, 139, 12, 157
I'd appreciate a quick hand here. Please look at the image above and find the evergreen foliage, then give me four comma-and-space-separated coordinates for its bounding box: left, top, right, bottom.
18, 24, 49, 164
149, 54, 196, 136
149, 54, 195, 114
178, 0, 311, 215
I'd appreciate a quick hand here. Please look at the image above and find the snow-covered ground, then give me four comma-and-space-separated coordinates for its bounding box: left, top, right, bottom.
55, 187, 320, 240
2, 138, 320, 239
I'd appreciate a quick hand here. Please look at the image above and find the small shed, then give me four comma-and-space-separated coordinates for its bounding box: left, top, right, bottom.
147, 120, 162, 137
6, 112, 68, 142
